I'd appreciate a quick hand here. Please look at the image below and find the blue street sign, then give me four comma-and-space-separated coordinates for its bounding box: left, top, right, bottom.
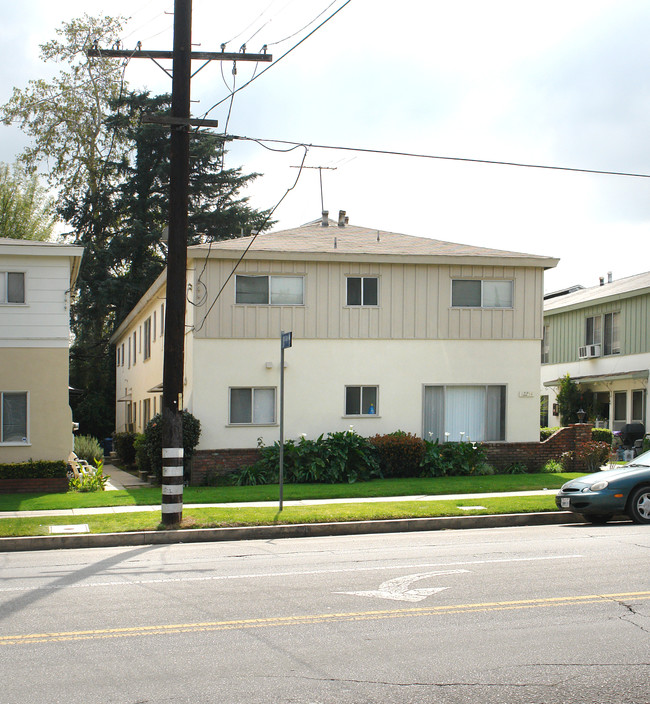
281, 331, 292, 349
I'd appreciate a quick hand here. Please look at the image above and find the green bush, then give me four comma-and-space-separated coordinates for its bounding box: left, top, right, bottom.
505, 462, 528, 474
144, 411, 202, 482
74, 435, 103, 464
133, 433, 151, 474
68, 459, 108, 492
574, 441, 611, 472
591, 427, 613, 446
113, 432, 137, 465
540, 427, 561, 441
541, 459, 564, 473
0, 460, 67, 479
369, 432, 426, 478
420, 441, 488, 477
234, 431, 381, 486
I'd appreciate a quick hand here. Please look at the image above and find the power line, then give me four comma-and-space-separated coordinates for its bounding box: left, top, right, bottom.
228, 135, 650, 179
200, 0, 352, 120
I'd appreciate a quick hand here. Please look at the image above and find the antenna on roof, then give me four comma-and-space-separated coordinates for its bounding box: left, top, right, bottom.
377, 230, 380, 242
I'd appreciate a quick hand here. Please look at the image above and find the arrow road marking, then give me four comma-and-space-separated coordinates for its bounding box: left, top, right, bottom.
336, 569, 469, 602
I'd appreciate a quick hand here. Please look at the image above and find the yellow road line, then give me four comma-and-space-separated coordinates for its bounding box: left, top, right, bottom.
2, 591, 649, 646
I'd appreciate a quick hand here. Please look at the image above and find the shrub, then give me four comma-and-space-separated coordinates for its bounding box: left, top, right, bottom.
0, 460, 67, 479
505, 462, 528, 474
591, 427, 613, 446
113, 432, 137, 465
574, 441, 611, 472
144, 411, 202, 482
420, 441, 488, 477
133, 433, 151, 474
68, 459, 108, 492
234, 431, 381, 486
369, 431, 425, 478
74, 435, 103, 464
540, 427, 561, 441
541, 459, 563, 473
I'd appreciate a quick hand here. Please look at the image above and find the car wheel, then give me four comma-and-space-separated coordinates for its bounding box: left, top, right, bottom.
583, 514, 613, 524
627, 486, 650, 524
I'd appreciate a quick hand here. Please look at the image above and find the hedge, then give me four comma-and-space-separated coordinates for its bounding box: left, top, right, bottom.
0, 460, 67, 479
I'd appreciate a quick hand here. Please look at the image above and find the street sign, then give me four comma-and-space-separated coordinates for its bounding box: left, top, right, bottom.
281, 331, 292, 349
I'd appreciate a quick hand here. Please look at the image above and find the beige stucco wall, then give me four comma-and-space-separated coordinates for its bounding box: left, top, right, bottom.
190, 338, 541, 450
0, 347, 73, 462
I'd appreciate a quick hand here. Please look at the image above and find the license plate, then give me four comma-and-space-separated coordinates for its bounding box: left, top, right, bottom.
560, 497, 570, 508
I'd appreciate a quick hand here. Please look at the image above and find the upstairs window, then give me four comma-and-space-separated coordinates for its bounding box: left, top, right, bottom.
451, 280, 513, 308
585, 312, 620, 355
346, 277, 378, 306
143, 317, 152, 360
0, 272, 25, 304
235, 275, 304, 305
541, 325, 550, 364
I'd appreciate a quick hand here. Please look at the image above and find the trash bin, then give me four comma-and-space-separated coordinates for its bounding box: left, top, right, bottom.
103, 437, 113, 456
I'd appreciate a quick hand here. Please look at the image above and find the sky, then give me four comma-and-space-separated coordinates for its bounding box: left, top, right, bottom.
1, 0, 649, 293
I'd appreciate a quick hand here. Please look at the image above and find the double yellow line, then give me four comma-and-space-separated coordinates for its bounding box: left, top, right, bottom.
2, 591, 649, 646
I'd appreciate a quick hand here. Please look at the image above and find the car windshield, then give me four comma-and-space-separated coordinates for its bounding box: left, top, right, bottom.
627, 449, 650, 468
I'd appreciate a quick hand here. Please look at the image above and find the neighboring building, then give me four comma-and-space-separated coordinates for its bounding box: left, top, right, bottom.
541, 271, 650, 430
111, 217, 558, 474
0, 238, 83, 463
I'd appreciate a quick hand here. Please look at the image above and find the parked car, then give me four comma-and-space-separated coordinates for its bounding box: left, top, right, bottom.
555, 450, 650, 524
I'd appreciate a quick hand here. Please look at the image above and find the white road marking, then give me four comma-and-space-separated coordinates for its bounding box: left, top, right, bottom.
0, 554, 582, 594
336, 569, 470, 602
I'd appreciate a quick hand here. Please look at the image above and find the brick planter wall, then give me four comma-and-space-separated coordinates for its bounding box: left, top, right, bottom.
191, 448, 261, 485
189, 424, 597, 484
0, 477, 69, 494
483, 424, 594, 472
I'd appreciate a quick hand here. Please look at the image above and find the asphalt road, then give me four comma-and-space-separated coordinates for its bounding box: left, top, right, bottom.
2, 522, 649, 703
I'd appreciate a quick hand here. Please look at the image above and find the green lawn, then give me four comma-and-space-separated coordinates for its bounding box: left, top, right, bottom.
0, 495, 561, 537
0, 473, 580, 512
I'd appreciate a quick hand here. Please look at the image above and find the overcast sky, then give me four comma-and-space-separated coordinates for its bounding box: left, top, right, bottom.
2, 0, 649, 292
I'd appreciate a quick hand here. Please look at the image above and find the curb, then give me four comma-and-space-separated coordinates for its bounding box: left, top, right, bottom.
0, 511, 583, 552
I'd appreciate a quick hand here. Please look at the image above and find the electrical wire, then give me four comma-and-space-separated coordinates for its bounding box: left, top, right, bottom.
227, 135, 650, 180
199, 0, 352, 120
193, 143, 309, 333
266, 0, 340, 47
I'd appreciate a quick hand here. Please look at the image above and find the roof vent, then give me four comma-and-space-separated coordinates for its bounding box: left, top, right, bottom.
334, 237, 337, 249
607, 271, 613, 283
321, 210, 329, 227
599, 276, 604, 286
338, 210, 346, 227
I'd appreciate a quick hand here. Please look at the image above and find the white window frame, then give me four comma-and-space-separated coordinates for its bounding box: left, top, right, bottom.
344, 385, 379, 416
585, 312, 620, 355
143, 317, 152, 360
451, 280, 513, 309
1, 391, 29, 444
229, 387, 277, 425
346, 276, 379, 306
0, 271, 26, 304
235, 275, 304, 305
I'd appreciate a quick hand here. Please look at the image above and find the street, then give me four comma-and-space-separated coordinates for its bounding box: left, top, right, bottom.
2, 522, 649, 703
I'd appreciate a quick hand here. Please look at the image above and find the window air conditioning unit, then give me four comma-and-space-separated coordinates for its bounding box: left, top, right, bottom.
578, 344, 601, 359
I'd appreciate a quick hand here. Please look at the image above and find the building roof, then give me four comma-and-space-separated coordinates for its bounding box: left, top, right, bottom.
545, 270, 650, 313
188, 220, 559, 268
0, 237, 84, 287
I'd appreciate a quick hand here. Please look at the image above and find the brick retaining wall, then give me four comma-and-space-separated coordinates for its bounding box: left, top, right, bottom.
190, 424, 596, 485
0, 477, 69, 494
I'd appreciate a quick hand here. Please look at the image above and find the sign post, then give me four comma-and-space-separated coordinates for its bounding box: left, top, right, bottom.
279, 331, 292, 511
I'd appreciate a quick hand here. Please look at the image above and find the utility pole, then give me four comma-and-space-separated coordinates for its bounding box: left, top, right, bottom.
87, 2, 272, 526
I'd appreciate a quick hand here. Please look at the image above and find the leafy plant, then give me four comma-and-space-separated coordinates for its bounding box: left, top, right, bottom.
574, 441, 611, 472
113, 432, 137, 465
133, 433, 151, 474
68, 459, 108, 492
369, 431, 425, 478
505, 462, 528, 474
540, 427, 561, 441
541, 459, 564, 473
556, 374, 592, 425
73, 434, 103, 464
420, 440, 488, 477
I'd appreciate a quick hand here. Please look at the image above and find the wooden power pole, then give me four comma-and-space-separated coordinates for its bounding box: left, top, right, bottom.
88, 1, 271, 526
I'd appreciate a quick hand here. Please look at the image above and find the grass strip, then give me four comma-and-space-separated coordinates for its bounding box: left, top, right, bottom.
0, 495, 559, 537
0, 473, 581, 512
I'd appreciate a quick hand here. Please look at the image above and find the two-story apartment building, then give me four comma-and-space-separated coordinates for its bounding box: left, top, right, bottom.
0, 238, 83, 463
541, 271, 650, 430
112, 218, 557, 471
